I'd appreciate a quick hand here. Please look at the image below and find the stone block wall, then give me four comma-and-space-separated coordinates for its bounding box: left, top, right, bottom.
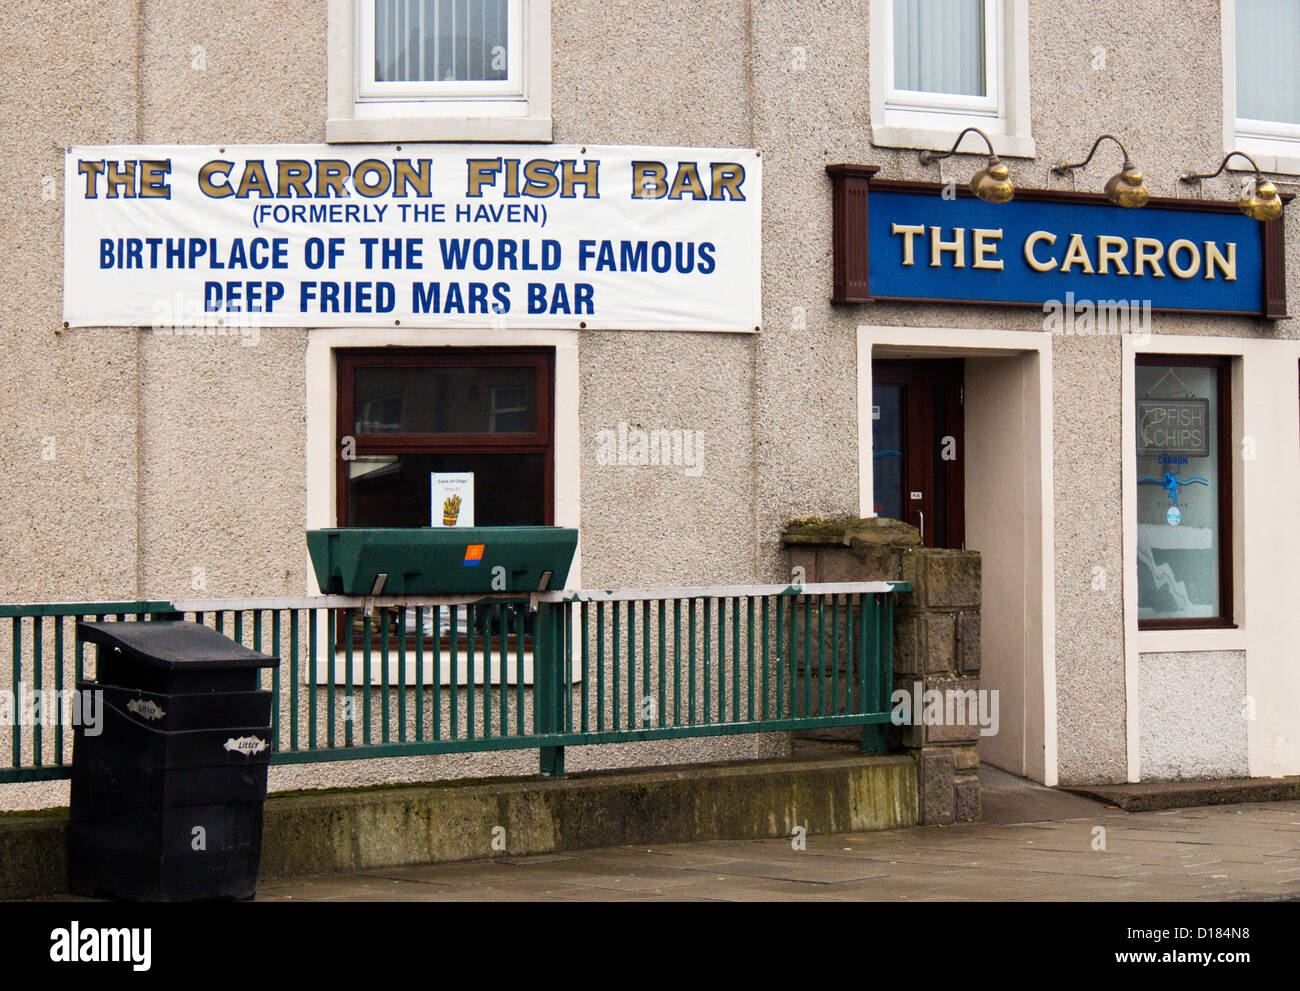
895, 548, 983, 825
783, 517, 983, 825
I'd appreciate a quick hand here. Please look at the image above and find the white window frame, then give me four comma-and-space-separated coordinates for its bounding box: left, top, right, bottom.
1115, 334, 1300, 780
883, 0, 1001, 119
356, 0, 525, 101
327, 0, 552, 144
869, 0, 1035, 159
1222, 0, 1300, 174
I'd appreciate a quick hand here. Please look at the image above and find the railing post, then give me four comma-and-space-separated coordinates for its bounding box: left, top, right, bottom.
536, 601, 565, 777
862, 592, 887, 755
861, 725, 887, 754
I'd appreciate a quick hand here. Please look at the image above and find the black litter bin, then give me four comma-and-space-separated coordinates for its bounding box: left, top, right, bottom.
70, 620, 277, 902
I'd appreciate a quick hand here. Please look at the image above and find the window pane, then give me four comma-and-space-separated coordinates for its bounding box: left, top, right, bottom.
1135, 364, 1223, 620
375, 0, 509, 83
871, 384, 904, 521
354, 365, 537, 435
893, 0, 987, 97
930, 381, 952, 549
348, 453, 546, 526
1236, 0, 1300, 124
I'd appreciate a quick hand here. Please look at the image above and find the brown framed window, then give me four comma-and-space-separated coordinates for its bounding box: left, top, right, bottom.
336, 347, 555, 650
336, 347, 554, 529
1135, 355, 1233, 630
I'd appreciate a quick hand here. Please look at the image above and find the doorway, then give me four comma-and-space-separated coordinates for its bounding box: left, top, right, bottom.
862, 332, 1053, 784
871, 359, 965, 548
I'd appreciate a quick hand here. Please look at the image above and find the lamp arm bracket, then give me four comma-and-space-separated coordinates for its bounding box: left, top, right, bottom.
918, 126, 997, 166
1181, 151, 1263, 184
1052, 133, 1132, 176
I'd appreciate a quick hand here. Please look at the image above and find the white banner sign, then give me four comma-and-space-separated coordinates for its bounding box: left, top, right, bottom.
63, 143, 761, 332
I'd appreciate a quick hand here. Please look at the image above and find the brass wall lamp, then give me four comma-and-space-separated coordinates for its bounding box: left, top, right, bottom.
1051, 134, 1149, 207
918, 126, 1014, 203
1179, 151, 1283, 222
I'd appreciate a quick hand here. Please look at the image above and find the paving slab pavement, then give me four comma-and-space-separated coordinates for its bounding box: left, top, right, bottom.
28, 765, 1300, 903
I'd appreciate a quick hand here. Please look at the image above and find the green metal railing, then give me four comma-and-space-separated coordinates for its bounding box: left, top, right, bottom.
0, 582, 904, 782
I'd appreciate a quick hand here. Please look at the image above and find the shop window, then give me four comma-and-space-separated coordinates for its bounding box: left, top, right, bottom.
870, 0, 1035, 158
327, 0, 552, 143
334, 347, 554, 656
1135, 357, 1233, 629
1224, 0, 1300, 171
336, 348, 554, 528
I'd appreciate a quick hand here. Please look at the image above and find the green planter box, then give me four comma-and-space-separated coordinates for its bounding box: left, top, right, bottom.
306, 527, 578, 595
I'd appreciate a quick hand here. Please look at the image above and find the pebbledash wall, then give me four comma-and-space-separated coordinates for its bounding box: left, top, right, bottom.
0, 0, 1297, 799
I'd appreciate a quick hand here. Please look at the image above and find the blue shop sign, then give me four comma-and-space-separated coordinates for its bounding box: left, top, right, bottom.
827, 168, 1287, 318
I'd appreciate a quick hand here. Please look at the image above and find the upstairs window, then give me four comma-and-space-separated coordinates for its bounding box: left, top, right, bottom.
888, 0, 999, 119
870, 0, 1034, 158
359, 0, 523, 101
327, 0, 552, 143
1226, 0, 1300, 169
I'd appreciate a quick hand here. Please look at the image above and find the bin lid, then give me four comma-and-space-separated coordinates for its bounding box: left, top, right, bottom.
77, 621, 277, 671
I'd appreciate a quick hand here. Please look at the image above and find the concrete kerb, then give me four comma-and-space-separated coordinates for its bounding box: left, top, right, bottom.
0, 752, 918, 899
1062, 774, 1300, 813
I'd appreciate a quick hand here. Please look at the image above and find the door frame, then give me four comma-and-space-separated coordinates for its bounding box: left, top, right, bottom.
858, 325, 1057, 786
